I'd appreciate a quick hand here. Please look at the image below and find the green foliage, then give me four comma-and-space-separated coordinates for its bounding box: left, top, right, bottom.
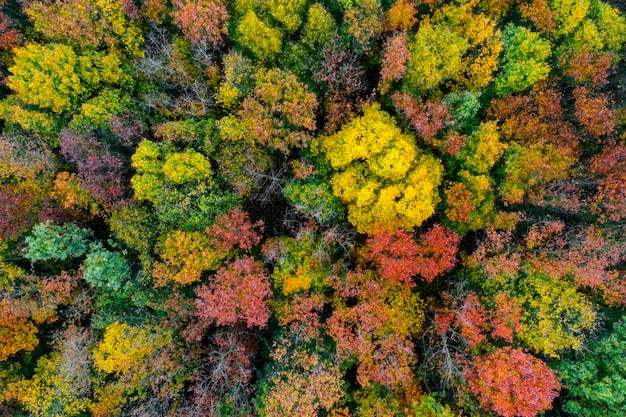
413, 394, 456, 417
558, 316, 626, 416
82, 243, 131, 291
24, 222, 91, 262
495, 25, 552, 95
283, 177, 345, 225
131, 140, 238, 230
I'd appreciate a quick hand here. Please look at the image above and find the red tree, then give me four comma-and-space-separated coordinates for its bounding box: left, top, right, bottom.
414, 224, 462, 282
393, 92, 452, 145
591, 145, 626, 222
195, 256, 271, 329
205, 208, 264, 254
379, 31, 410, 94
366, 229, 420, 285
171, 0, 229, 48
573, 86, 616, 140
464, 347, 560, 417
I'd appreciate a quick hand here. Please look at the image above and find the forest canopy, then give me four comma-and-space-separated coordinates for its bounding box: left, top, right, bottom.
0, 0, 625, 416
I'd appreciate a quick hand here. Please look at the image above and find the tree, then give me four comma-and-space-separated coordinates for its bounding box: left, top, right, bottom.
572, 86, 615, 138
60, 130, 127, 207
171, 0, 229, 48
221, 67, 318, 153
3, 326, 92, 417
557, 316, 626, 417
82, 243, 131, 291
236, 10, 282, 61
328, 270, 424, 388
456, 121, 506, 175
379, 31, 410, 94
404, 20, 468, 95
255, 342, 344, 417
403, 4, 502, 95
131, 139, 238, 230
263, 0, 308, 33
24, 221, 91, 262
317, 104, 443, 234
0, 271, 79, 362
495, 25, 552, 96
154, 208, 262, 285
464, 347, 560, 417
262, 229, 334, 296
7, 44, 130, 114
25, 0, 143, 56
591, 145, 626, 222
195, 256, 271, 329
0, 134, 57, 184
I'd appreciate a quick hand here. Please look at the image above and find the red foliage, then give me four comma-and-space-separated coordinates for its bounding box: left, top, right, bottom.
414, 225, 462, 283
560, 46, 615, 88
591, 145, 626, 222
195, 256, 271, 329
573, 86, 616, 140
392, 92, 452, 144
366, 229, 420, 285
0, 12, 19, 51
121, 0, 140, 19
436, 292, 522, 348
464, 347, 560, 417
109, 112, 144, 147
171, 0, 229, 48
327, 271, 419, 388
277, 292, 326, 342
0, 185, 39, 241
205, 208, 263, 254
59, 129, 126, 207
379, 31, 410, 93
314, 37, 366, 95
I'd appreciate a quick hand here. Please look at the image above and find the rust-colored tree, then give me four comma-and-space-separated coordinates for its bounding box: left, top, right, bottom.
464, 347, 560, 417
196, 256, 271, 329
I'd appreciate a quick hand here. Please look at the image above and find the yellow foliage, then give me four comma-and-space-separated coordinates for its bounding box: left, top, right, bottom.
458, 121, 507, 174
320, 104, 443, 234
161, 149, 213, 184
93, 322, 170, 375
516, 273, 596, 357
154, 230, 225, 284
5, 354, 92, 417
53, 172, 98, 214
237, 10, 283, 61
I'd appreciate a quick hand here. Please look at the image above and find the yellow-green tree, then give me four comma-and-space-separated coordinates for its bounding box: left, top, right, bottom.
317, 104, 443, 234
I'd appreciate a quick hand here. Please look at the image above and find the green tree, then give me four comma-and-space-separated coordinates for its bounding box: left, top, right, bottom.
24, 222, 91, 262
82, 243, 131, 291
558, 316, 626, 416
495, 25, 552, 95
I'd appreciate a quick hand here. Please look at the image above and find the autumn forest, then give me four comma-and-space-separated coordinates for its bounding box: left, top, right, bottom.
0, 0, 625, 416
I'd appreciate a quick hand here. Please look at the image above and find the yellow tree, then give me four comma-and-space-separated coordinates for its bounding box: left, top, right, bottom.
317, 103, 443, 234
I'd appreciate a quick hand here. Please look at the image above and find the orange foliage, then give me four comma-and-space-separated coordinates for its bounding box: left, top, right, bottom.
464, 347, 560, 417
